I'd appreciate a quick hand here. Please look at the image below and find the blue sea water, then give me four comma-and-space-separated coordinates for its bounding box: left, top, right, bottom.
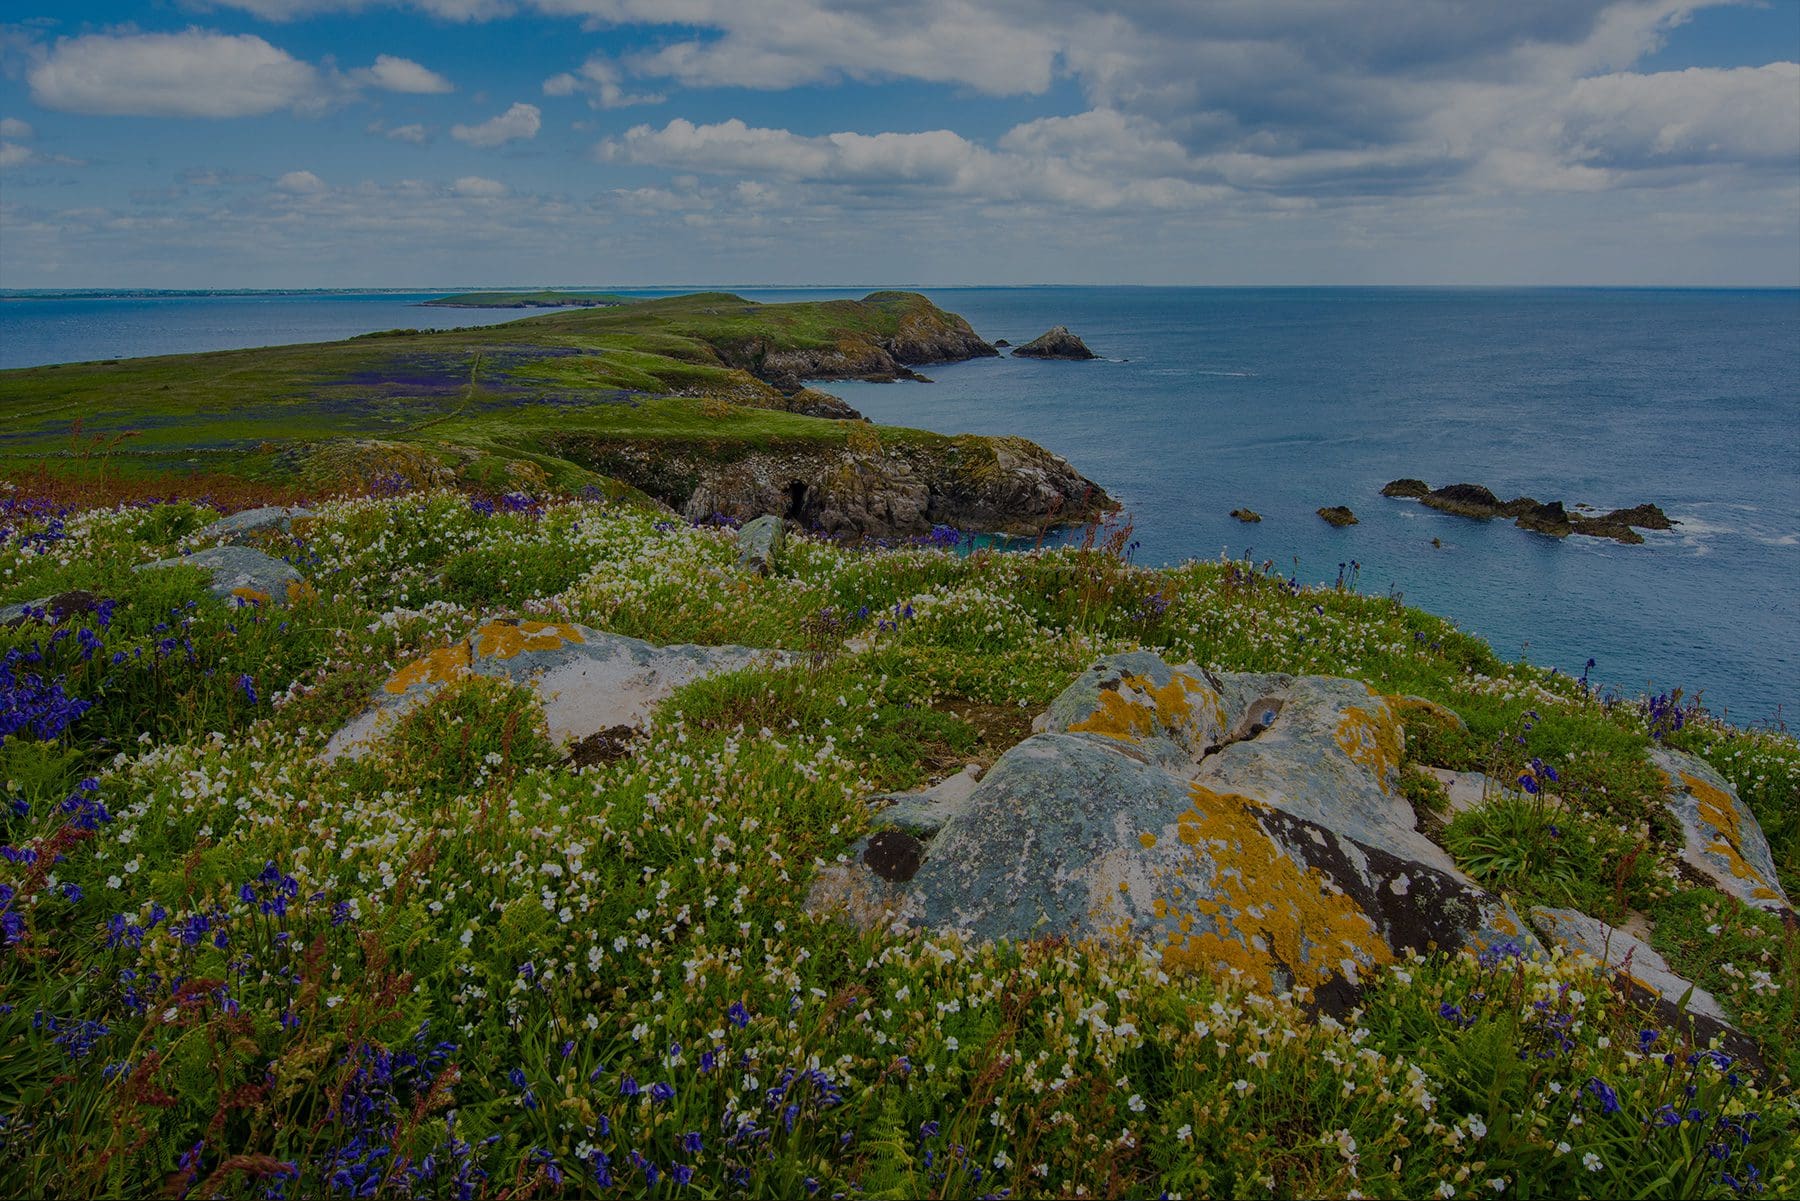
2, 286, 1796, 724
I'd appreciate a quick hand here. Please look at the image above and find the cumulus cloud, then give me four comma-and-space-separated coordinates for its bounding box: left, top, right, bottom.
28, 30, 327, 118
275, 169, 328, 194
208, 0, 511, 19
353, 54, 454, 94
376, 121, 432, 144
451, 174, 508, 196
451, 102, 541, 146
0, 118, 34, 139
542, 56, 662, 108
1558, 63, 1800, 169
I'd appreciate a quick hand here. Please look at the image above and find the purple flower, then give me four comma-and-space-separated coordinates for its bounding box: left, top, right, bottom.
727, 1001, 750, 1028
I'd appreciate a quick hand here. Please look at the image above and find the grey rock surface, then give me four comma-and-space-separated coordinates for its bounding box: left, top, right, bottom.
1651, 747, 1790, 913
326, 619, 786, 761
811, 652, 1535, 1004
735, 515, 786, 575
136, 546, 306, 606
191, 505, 314, 545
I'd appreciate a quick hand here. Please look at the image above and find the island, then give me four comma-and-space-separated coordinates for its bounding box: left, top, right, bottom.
422, 290, 632, 309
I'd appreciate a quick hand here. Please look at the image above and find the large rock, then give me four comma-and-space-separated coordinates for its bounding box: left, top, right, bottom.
735, 515, 786, 575
1421, 483, 1507, 519
1651, 748, 1790, 913
1380, 479, 1430, 499
191, 505, 314, 545
325, 619, 784, 761
1, 590, 106, 629
811, 652, 1533, 1007
1011, 327, 1097, 360
1530, 906, 1757, 1064
136, 546, 308, 607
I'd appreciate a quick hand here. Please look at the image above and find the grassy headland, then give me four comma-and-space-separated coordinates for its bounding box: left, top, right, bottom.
0, 291, 1098, 533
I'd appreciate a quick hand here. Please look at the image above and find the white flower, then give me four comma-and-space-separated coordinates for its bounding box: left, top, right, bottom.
1555, 1142, 1571, 1156
1128, 1094, 1146, 1113
1583, 1153, 1602, 1173
1435, 1184, 1455, 1199
1466, 1115, 1488, 1139
326, 995, 343, 1008
1176, 1124, 1193, 1142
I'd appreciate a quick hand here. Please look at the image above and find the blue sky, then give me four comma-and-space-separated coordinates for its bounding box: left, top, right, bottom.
1, 1, 1796, 287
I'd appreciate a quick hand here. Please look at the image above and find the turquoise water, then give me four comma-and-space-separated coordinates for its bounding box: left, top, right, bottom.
2, 286, 1795, 723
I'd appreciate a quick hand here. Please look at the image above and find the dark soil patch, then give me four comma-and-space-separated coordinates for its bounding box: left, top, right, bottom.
566, 724, 641, 769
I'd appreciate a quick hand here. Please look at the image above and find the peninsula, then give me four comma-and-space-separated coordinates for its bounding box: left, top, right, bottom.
0, 291, 1106, 537
421, 290, 632, 309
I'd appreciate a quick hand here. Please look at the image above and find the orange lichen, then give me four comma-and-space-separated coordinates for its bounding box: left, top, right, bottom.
1152, 783, 1391, 991
1675, 769, 1781, 901
285, 580, 318, 606
1335, 705, 1402, 793
384, 644, 473, 695
1066, 671, 1224, 747
471, 619, 586, 659
230, 586, 270, 605
1138, 832, 1158, 849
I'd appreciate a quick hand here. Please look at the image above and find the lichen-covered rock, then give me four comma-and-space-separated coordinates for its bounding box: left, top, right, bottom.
1529, 906, 1757, 1063
1651, 748, 1791, 913
191, 505, 314, 545
325, 619, 784, 761
1011, 326, 1097, 360
811, 653, 1534, 1006
735, 515, 786, 575
871, 765, 984, 837
136, 546, 308, 607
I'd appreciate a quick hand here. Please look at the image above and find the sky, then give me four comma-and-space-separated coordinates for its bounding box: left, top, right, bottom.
0, 1, 1796, 288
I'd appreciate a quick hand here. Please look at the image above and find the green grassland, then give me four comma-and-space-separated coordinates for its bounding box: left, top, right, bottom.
0, 291, 980, 490
1, 489, 1795, 1197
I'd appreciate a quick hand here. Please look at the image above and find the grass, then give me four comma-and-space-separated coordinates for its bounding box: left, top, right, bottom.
1, 482, 1796, 1198
0, 291, 988, 500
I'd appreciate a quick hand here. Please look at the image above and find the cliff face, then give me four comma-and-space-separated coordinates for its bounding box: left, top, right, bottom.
549, 431, 1111, 538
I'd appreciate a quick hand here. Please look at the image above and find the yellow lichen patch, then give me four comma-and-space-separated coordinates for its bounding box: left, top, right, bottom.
230, 586, 270, 605
472, 619, 587, 660
285, 580, 318, 606
1154, 784, 1392, 991
1677, 769, 1778, 895
384, 644, 472, 695
1138, 832, 1158, 849
1334, 705, 1402, 793
1067, 671, 1221, 746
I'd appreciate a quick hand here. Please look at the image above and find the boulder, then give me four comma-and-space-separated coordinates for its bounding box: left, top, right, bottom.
870, 765, 984, 837
1380, 479, 1430, 499
136, 546, 308, 607
1317, 506, 1358, 527
1529, 906, 1757, 1064
1, 590, 106, 629
325, 619, 785, 761
1602, 503, 1676, 531
1229, 508, 1262, 523
811, 652, 1534, 1007
191, 505, 314, 545
1651, 748, 1790, 914
1421, 483, 1506, 519
735, 514, 786, 575
1011, 326, 1097, 360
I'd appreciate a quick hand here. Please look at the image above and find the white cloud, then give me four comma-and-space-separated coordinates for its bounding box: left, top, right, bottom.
275, 169, 328, 194
1559, 63, 1800, 168
0, 118, 33, 139
542, 56, 662, 108
0, 143, 33, 169
388, 123, 431, 144
451, 102, 542, 147
28, 30, 326, 118
208, 0, 512, 19
452, 174, 508, 196
354, 54, 454, 94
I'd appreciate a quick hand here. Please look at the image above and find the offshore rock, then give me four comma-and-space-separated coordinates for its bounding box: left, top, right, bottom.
810, 652, 1534, 1007
1514, 500, 1573, 537
1421, 483, 1507, 519
1230, 508, 1262, 523
1530, 906, 1758, 1064
326, 620, 783, 761
1652, 748, 1791, 913
191, 505, 314, 545
1012, 326, 1097, 360
1380, 479, 1430, 499
136, 546, 308, 607
1317, 506, 1358, 527
735, 514, 786, 576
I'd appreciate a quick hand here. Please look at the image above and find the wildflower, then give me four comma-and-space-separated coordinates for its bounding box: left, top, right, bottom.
1583, 1152, 1603, 1173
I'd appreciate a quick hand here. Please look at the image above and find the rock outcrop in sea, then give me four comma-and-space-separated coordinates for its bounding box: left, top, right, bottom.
1011, 326, 1097, 360
1317, 505, 1358, 527
1382, 479, 1677, 545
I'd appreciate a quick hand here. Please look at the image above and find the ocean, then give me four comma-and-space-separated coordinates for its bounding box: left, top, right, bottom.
3, 286, 1795, 723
